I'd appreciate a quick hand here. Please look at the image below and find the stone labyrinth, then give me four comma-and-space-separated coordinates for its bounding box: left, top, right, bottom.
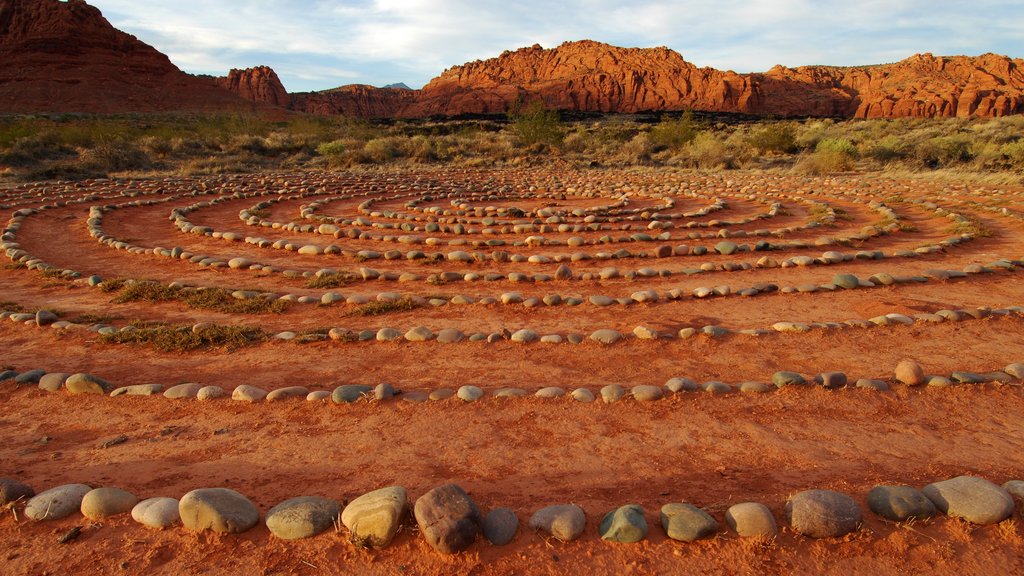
3, 168, 1024, 567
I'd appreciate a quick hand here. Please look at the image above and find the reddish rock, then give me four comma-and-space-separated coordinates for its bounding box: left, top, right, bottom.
217, 66, 290, 108
290, 85, 417, 118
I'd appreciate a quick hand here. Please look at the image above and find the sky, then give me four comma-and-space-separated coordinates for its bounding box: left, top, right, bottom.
88, 0, 1024, 93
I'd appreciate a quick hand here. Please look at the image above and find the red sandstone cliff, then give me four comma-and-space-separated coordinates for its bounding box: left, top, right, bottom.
217, 66, 290, 109
0, 0, 268, 114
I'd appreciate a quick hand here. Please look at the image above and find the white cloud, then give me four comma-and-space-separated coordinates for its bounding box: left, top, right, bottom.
88, 0, 1024, 91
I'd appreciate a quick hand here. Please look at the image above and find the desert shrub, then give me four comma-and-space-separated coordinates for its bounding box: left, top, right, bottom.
914, 135, 974, 168
81, 139, 151, 172
649, 111, 701, 151
113, 282, 289, 314
510, 100, 563, 146
101, 324, 266, 352
862, 135, 909, 163
350, 297, 422, 316
795, 138, 857, 174
361, 137, 403, 163
1000, 140, 1024, 168
316, 140, 347, 156
746, 123, 798, 154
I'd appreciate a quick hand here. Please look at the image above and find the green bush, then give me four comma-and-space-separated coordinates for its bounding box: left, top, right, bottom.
316, 140, 347, 156
649, 111, 701, 151
862, 135, 908, 163
915, 136, 974, 167
510, 100, 563, 146
747, 123, 798, 154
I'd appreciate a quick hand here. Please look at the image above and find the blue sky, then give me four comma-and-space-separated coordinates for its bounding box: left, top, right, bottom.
89, 0, 1024, 93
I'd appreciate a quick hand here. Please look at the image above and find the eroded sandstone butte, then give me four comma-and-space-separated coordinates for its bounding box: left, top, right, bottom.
0, 0, 268, 114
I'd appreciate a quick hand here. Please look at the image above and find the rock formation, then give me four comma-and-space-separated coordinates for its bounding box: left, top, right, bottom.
217, 66, 290, 109
0, 0, 269, 114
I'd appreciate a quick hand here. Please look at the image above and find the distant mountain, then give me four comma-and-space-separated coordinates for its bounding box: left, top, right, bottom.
2, 0, 1022, 119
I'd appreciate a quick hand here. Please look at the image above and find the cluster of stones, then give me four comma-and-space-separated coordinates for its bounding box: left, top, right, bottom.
6, 359, 1022, 403
2, 474, 1021, 553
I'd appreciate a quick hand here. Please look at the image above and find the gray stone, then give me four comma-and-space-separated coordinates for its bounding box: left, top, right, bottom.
739, 381, 774, 393
266, 496, 340, 540
164, 382, 204, 399
725, 502, 777, 537
816, 372, 848, 389
772, 371, 806, 388
855, 379, 889, 391
484, 508, 519, 545
197, 386, 226, 401
715, 241, 738, 255
704, 381, 732, 394
81, 487, 138, 520
232, 385, 268, 402
660, 503, 719, 541
404, 326, 434, 342
631, 385, 664, 401
0, 478, 35, 505
429, 388, 454, 401
601, 384, 626, 403
37, 372, 69, 392
867, 485, 937, 522
590, 329, 623, 345
571, 388, 595, 402
529, 504, 586, 541
510, 329, 539, 344
457, 386, 484, 402
437, 329, 465, 343
922, 476, 1015, 525
110, 383, 163, 397
333, 384, 372, 403
831, 274, 860, 289
535, 387, 566, 398
132, 497, 180, 529
65, 373, 113, 395
373, 383, 396, 401
342, 486, 407, 548
1005, 363, 1024, 379
14, 369, 45, 384
266, 386, 309, 401
306, 391, 331, 402
35, 310, 59, 326
600, 504, 648, 543
25, 483, 92, 521
665, 377, 699, 392
1004, 480, 1024, 508
414, 484, 482, 554
179, 488, 260, 534
785, 489, 862, 538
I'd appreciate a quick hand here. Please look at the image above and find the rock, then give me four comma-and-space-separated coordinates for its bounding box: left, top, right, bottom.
715, 241, 738, 255
1004, 480, 1024, 507
590, 329, 623, 345
665, 377, 699, 392
633, 326, 659, 339
164, 382, 204, 399
831, 274, 860, 289
600, 504, 648, 543
65, 373, 113, 395
228, 257, 252, 269
25, 483, 92, 521
535, 386, 566, 398
571, 388, 595, 402
922, 476, 1015, 525
333, 384, 372, 403
429, 388, 454, 401
266, 386, 309, 401
342, 486, 407, 548
772, 371, 806, 388
414, 484, 482, 554
867, 485, 937, 521
37, 372, 69, 392
631, 385, 664, 401
739, 381, 774, 393
601, 384, 626, 403
131, 497, 180, 529
1005, 363, 1024, 379
725, 502, 777, 537
81, 487, 138, 520
266, 496, 340, 540
895, 359, 926, 385
457, 386, 485, 402
0, 478, 35, 505
307, 391, 332, 402
660, 503, 719, 541
816, 372, 848, 389
529, 504, 586, 541
111, 383, 163, 396
179, 488, 260, 534
856, 379, 890, 391
232, 385, 268, 402
404, 326, 434, 342
510, 329, 539, 344
196, 386, 225, 401
373, 383, 396, 401
785, 489, 862, 538
484, 508, 519, 545
437, 328, 465, 343
14, 368, 45, 384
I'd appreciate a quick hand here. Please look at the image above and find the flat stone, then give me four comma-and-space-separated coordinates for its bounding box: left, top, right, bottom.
922, 476, 1015, 525
333, 384, 372, 403
867, 485, 937, 522
832, 274, 860, 289
342, 486, 407, 548
661, 503, 719, 541
785, 489, 862, 538
590, 329, 623, 345
535, 386, 566, 398
14, 369, 45, 384
856, 379, 890, 391
739, 381, 774, 393
405, 326, 434, 342
164, 382, 204, 399
895, 359, 926, 385
266, 496, 340, 540
132, 497, 180, 529
457, 386, 485, 402
0, 478, 35, 505
816, 372, 848, 389
232, 385, 268, 402
81, 487, 138, 520
484, 508, 519, 546
197, 386, 225, 401
414, 484, 482, 554
633, 326, 659, 340
374, 383, 396, 401
437, 329, 465, 343
266, 386, 309, 401
110, 383, 163, 397
725, 502, 778, 537
65, 373, 113, 395
705, 381, 732, 394
307, 391, 332, 402
429, 388, 454, 401
37, 372, 70, 392
571, 388, 595, 402
665, 377, 699, 392
631, 385, 664, 401
601, 384, 626, 403
715, 241, 738, 255
179, 488, 260, 534
600, 504, 648, 543
529, 504, 586, 541
25, 483, 91, 521
772, 371, 806, 388
510, 329, 539, 344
